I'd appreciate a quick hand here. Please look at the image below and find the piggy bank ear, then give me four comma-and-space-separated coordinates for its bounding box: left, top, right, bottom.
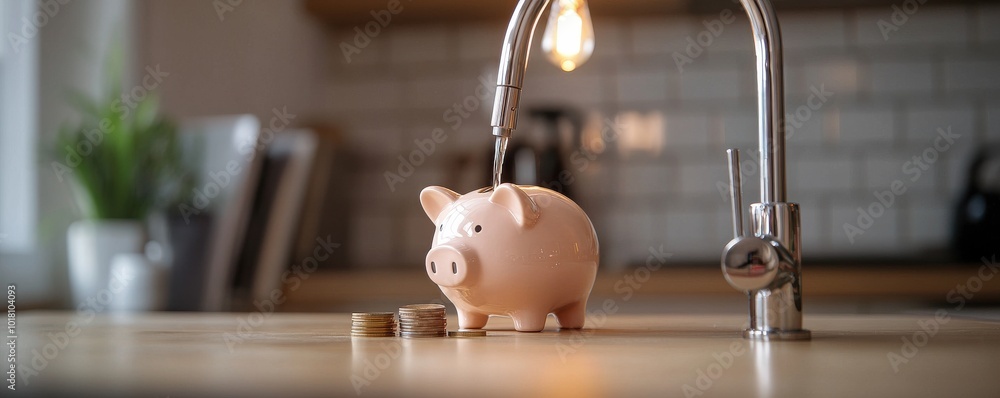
420, 186, 460, 221
489, 183, 539, 227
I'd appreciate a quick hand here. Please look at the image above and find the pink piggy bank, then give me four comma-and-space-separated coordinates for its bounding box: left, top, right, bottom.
419, 183, 599, 332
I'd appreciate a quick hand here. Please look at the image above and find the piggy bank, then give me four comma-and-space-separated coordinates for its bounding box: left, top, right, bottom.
419, 183, 599, 332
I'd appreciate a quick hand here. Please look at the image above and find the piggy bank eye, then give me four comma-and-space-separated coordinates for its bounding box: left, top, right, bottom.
474, 225, 482, 233
439, 224, 443, 231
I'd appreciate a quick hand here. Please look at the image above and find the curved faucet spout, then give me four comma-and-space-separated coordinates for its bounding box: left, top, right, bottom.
490, 0, 552, 140
489, 0, 786, 203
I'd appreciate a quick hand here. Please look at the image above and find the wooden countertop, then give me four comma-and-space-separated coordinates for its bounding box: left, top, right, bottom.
14, 312, 1000, 397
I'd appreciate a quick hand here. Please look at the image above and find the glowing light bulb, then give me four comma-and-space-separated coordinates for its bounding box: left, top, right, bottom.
541, 0, 594, 72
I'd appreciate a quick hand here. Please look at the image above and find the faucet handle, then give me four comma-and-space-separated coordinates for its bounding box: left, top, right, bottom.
721, 236, 781, 292
726, 149, 745, 238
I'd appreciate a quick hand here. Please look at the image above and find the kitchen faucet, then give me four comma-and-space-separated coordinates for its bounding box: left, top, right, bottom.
489, 0, 810, 340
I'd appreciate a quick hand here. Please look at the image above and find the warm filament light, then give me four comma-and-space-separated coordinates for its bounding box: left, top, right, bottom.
541, 0, 594, 72
555, 11, 583, 57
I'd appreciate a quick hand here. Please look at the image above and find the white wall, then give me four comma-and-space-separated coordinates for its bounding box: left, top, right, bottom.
136, 0, 329, 123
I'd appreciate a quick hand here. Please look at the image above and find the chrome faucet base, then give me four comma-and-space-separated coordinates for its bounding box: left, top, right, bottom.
744, 328, 811, 341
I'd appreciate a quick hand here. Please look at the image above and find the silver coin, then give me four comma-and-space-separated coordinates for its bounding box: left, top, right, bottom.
399, 304, 446, 311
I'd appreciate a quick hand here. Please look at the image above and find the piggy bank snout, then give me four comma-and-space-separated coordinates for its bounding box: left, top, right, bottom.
426, 246, 473, 287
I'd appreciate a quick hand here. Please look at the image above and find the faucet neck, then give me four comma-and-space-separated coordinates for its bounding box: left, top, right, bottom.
740, 0, 786, 203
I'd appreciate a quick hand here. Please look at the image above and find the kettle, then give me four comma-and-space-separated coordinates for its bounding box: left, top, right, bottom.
952, 147, 1000, 262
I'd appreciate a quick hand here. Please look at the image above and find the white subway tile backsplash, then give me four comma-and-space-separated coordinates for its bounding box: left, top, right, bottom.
402, 215, 434, 266
945, 146, 979, 195
678, 160, 729, 197
325, 6, 1000, 263
906, 199, 952, 248
330, 80, 403, 110
829, 201, 901, 254
403, 77, 468, 109
456, 24, 504, 61
333, 28, 386, 66
388, 26, 451, 63
863, 151, 937, 193
677, 67, 742, 100
796, 198, 828, 255
616, 70, 668, 103
697, 17, 751, 53
631, 17, 699, 55
522, 71, 604, 105
664, 111, 710, 148
390, 167, 450, 203
780, 11, 849, 49
869, 60, 934, 94
988, 104, 1000, 143
711, 207, 733, 247
790, 155, 854, 192
977, 5, 1000, 42
784, 99, 827, 146
573, 163, 615, 197
619, 163, 673, 196
837, 106, 895, 144
608, 205, 655, 256
854, 6, 969, 47
800, 59, 860, 96
904, 105, 975, 144
592, 19, 628, 60
349, 127, 403, 156
662, 206, 716, 258
720, 110, 757, 148
945, 59, 1000, 91
349, 213, 395, 268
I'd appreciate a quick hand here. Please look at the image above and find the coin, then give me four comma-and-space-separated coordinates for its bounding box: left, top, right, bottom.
353, 311, 395, 316
399, 304, 445, 311
400, 332, 447, 338
448, 329, 487, 337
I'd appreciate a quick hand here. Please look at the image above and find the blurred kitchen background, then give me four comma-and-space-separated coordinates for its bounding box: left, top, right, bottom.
1, 0, 999, 311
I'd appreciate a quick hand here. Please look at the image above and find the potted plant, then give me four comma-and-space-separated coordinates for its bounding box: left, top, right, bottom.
54, 51, 188, 305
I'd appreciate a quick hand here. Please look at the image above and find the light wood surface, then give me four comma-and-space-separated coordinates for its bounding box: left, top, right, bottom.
16, 312, 1000, 397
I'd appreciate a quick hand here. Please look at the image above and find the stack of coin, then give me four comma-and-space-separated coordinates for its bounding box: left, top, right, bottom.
398, 304, 447, 338
351, 312, 397, 337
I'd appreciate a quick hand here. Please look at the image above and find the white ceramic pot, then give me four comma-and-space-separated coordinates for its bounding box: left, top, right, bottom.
67, 220, 146, 306
107, 253, 168, 312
